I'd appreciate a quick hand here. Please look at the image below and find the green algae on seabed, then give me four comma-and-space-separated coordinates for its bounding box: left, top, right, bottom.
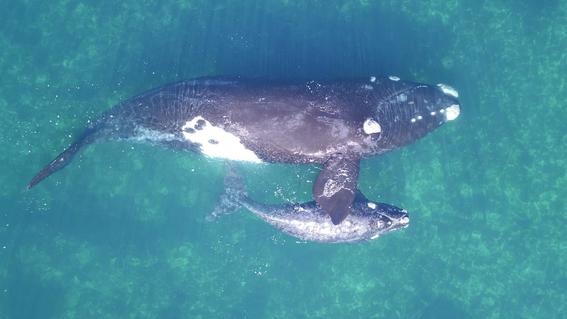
1, 0, 567, 318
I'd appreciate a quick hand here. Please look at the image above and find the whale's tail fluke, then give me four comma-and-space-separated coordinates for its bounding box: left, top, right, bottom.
27, 127, 99, 189
207, 164, 248, 221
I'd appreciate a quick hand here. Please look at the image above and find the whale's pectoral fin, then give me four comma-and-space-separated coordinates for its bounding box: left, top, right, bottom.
313, 155, 360, 225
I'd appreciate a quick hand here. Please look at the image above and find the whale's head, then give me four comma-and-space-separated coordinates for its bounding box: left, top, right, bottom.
366, 78, 460, 151
365, 202, 410, 240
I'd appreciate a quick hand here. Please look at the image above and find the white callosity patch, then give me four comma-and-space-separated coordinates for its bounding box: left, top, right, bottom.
437, 83, 459, 98
181, 116, 262, 163
367, 202, 377, 209
410, 103, 460, 124
370, 76, 377, 83
388, 75, 401, 81
363, 118, 381, 135
445, 104, 461, 121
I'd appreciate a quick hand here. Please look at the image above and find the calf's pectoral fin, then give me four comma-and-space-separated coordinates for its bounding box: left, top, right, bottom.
313, 155, 360, 225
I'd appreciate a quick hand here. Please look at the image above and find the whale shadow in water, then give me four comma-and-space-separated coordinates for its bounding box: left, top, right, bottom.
122, 1, 457, 82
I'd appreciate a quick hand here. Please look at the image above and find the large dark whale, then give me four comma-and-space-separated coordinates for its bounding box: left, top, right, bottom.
28, 76, 460, 224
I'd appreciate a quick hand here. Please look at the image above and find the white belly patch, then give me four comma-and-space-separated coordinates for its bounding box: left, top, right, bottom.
181, 116, 262, 163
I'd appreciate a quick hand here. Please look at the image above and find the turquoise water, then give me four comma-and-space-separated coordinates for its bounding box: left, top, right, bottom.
1, 1, 566, 318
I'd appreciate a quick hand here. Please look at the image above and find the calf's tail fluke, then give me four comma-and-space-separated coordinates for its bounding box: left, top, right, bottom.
207, 164, 248, 221
27, 128, 97, 189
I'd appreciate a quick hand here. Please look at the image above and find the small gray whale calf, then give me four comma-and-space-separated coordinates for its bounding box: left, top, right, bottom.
210, 167, 409, 243
28, 76, 460, 224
